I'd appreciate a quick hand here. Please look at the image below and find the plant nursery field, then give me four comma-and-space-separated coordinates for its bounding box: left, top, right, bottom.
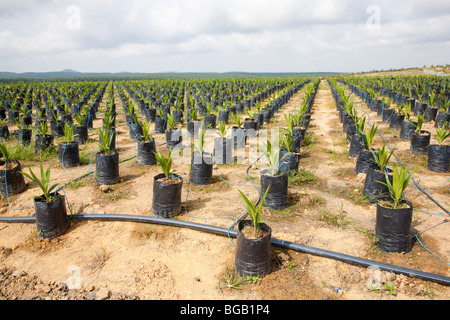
0, 71, 448, 301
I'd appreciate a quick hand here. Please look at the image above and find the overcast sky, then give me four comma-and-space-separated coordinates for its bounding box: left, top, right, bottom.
0, 0, 449, 74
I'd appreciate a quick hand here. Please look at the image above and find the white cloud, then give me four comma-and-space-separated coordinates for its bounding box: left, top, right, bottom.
0, 0, 449, 73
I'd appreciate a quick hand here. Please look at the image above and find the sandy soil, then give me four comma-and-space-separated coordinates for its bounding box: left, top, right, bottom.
0, 79, 448, 301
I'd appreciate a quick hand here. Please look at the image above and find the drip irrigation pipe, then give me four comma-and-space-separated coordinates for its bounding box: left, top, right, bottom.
1, 213, 448, 286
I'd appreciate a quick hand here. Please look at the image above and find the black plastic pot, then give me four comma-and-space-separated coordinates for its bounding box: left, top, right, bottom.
187, 120, 202, 138
154, 115, 167, 134
375, 202, 413, 254
34, 193, 69, 240
0, 125, 9, 140
362, 168, 392, 203
204, 114, 217, 130
414, 102, 427, 116
244, 119, 257, 138
279, 149, 299, 175
434, 111, 450, 129
165, 129, 182, 150
152, 173, 183, 218
214, 138, 234, 165
8, 110, 19, 124
35, 135, 53, 154
0, 160, 26, 196
348, 134, 364, 158
145, 108, 156, 123
50, 120, 64, 138
21, 115, 32, 127
14, 129, 32, 145
389, 113, 405, 130
128, 122, 143, 140
235, 220, 272, 278
382, 109, 395, 123
261, 110, 271, 124
232, 127, 247, 149
260, 170, 288, 210
410, 131, 431, 155
345, 122, 357, 142
227, 106, 236, 115
253, 113, 263, 130
399, 120, 417, 140
95, 151, 120, 185
58, 142, 80, 168
74, 125, 88, 145
424, 106, 438, 123
355, 148, 379, 175
190, 152, 213, 185
343, 114, 355, 135
137, 139, 157, 166
235, 103, 244, 114
60, 114, 72, 124
292, 128, 305, 153
427, 144, 449, 173
218, 110, 229, 124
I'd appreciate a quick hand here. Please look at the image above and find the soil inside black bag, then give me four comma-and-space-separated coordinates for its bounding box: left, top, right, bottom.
157, 175, 182, 185
241, 224, 269, 240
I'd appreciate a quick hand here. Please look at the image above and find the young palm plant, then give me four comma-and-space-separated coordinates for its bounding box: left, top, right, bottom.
434, 127, 450, 145
0, 143, 12, 163
371, 145, 395, 171
98, 129, 114, 154
20, 165, 59, 202
238, 186, 270, 238
364, 124, 378, 150
414, 114, 425, 134
154, 150, 176, 179
380, 164, 416, 209
62, 123, 74, 144
193, 124, 206, 154
141, 120, 153, 142
260, 140, 286, 176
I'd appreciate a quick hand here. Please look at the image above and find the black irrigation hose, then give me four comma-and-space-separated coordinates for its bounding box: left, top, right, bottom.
1, 213, 449, 286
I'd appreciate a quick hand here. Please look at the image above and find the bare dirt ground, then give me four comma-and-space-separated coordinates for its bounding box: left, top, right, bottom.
0, 79, 448, 301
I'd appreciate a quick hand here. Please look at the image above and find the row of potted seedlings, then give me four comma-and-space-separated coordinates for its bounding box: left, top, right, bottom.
339, 77, 449, 173
329, 78, 439, 255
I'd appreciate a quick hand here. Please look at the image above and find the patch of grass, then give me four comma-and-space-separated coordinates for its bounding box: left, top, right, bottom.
299, 193, 326, 208
6, 141, 57, 162
189, 176, 231, 194
89, 246, 110, 269
318, 206, 352, 228
347, 186, 371, 206
65, 179, 89, 190
289, 170, 319, 186
354, 225, 379, 251
218, 267, 245, 291
302, 132, 316, 147
103, 191, 128, 201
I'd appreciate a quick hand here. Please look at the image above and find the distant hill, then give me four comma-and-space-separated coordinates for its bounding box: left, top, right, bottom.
0, 70, 342, 82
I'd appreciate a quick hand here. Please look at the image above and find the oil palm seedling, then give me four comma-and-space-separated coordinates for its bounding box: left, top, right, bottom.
58, 123, 79, 168
96, 128, 119, 185
428, 126, 450, 172
0, 142, 26, 196
20, 164, 69, 239
356, 124, 379, 175
152, 150, 183, 218
235, 186, 273, 278
259, 140, 289, 210
410, 114, 431, 155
